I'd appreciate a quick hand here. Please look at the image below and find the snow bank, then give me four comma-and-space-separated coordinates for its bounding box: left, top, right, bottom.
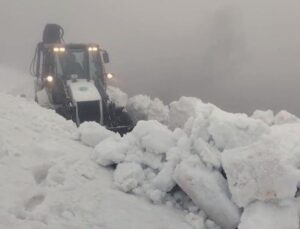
92, 106, 247, 228
174, 156, 240, 229
239, 200, 298, 229
274, 110, 299, 125
106, 85, 128, 107
170, 97, 270, 151
4, 71, 298, 229
94, 96, 300, 229
251, 109, 300, 126
0, 92, 194, 229
114, 162, 145, 192
222, 124, 300, 207
126, 95, 169, 124
251, 109, 274, 125
208, 109, 270, 150
169, 97, 214, 130
77, 121, 118, 147
92, 120, 179, 203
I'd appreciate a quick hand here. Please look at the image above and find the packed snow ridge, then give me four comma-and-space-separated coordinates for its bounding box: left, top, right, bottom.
1, 65, 300, 229
98, 87, 300, 229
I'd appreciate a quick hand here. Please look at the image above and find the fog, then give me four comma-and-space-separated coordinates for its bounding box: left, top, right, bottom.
1, 0, 300, 115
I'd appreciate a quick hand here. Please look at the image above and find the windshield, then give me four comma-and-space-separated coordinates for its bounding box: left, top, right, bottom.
55, 48, 103, 81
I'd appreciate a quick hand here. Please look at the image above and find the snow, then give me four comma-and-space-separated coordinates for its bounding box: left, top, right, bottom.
170, 97, 270, 151
114, 162, 145, 192
132, 120, 175, 154
2, 66, 300, 229
251, 109, 274, 125
239, 200, 298, 229
92, 95, 300, 228
92, 135, 128, 166
0, 92, 193, 229
222, 124, 300, 207
174, 156, 241, 229
106, 85, 128, 108
77, 121, 117, 147
208, 109, 270, 150
274, 110, 299, 125
169, 97, 214, 130
126, 94, 169, 124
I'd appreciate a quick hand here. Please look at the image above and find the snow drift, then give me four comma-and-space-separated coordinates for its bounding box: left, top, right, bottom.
2, 67, 300, 229
88, 89, 300, 229
0, 69, 194, 229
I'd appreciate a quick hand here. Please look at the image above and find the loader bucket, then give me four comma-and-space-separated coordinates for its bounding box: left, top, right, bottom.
106, 125, 133, 136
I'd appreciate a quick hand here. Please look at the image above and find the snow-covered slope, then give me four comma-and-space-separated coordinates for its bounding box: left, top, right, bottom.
98, 89, 300, 229
0, 93, 192, 229
2, 67, 300, 229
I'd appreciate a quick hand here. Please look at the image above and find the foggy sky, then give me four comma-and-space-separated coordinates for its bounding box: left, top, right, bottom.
1, 0, 300, 115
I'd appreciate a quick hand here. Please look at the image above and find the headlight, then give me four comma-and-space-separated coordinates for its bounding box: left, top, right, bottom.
53, 47, 65, 52
46, 75, 54, 83
107, 73, 114, 79
88, 47, 98, 52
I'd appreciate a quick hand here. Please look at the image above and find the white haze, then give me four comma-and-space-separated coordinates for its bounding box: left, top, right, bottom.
0, 0, 300, 115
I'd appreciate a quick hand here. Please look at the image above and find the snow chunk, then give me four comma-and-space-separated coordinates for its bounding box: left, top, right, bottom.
92, 135, 129, 166
185, 212, 206, 229
239, 200, 298, 229
184, 115, 211, 142
174, 156, 240, 229
152, 161, 177, 192
169, 97, 215, 130
127, 95, 151, 121
193, 138, 221, 170
127, 95, 169, 124
222, 124, 300, 207
132, 120, 175, 154
251, 109, 274, 126
170, 97, 269, 151
114, 162, 145, 192
208, 109, 270, 150
274, 110, 299, 125
78, 121, 117, 147
106, 86, 128, 107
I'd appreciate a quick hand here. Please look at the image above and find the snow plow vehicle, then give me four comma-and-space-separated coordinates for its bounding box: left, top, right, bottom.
31, 24, 133, 134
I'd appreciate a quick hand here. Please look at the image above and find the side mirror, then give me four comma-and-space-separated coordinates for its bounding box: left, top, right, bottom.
102, 51, 110, 63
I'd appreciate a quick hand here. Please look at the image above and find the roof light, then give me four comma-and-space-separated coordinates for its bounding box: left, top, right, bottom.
59, 47, 65, 52
53, 47, 60, 52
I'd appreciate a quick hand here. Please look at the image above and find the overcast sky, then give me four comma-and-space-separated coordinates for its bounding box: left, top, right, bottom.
1, 0, 300, 115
